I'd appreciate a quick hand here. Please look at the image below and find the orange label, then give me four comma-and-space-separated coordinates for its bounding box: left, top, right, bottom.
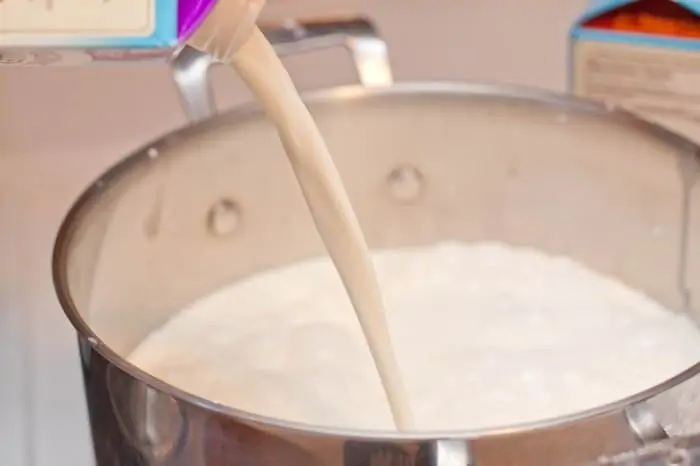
584, 0, 700, 39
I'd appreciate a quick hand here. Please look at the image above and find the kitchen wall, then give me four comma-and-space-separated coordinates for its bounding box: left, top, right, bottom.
0, 1, 586, 464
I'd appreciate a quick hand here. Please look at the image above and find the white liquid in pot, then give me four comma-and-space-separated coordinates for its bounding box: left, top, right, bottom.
129, 242, 700, 431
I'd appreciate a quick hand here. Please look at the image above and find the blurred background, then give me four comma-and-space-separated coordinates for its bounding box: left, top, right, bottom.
0, 0, 587, 464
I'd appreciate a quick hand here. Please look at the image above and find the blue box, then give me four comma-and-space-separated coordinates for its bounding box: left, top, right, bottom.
570, 0, 700, 140
0, 0, 215, 66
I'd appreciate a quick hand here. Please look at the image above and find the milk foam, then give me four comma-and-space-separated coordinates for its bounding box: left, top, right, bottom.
129, 242, 700, 431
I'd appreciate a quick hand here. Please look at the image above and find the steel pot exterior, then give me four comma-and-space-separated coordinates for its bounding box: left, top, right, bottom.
54, 80, 700, 466
52, 16, 700, 466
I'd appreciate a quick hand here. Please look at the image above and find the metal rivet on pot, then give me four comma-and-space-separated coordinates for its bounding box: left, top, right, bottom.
282, 19, 306, 40
387, 165, 424, 203
666, 448, 691, 466
207, 199, 241, 237
624, 403, 669, 445
430, 440, 472, 466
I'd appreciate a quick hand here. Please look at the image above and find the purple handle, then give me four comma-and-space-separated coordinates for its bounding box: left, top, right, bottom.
178, 0, 218, 40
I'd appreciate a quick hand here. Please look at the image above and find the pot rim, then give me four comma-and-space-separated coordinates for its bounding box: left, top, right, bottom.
53, 80, 700, 441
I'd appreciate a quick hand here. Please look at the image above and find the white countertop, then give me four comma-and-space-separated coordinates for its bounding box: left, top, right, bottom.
0, 0, 586, 464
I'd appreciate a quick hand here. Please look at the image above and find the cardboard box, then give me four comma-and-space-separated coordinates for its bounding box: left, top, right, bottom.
0, 0, 214, 66
570, 0, 700, 140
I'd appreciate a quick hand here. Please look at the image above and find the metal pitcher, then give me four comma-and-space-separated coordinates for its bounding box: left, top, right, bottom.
53, 15, 700, 466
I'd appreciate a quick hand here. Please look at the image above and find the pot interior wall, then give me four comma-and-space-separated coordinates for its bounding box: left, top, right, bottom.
61, 88, 700, 383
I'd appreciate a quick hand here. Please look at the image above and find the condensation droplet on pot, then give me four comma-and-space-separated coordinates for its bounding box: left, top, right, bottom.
147, 148, 159, 159
387, 165, 424, 203
207, 199, 241, 237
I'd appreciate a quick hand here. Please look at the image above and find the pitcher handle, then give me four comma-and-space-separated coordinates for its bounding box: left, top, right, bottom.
170, 15, 394, 123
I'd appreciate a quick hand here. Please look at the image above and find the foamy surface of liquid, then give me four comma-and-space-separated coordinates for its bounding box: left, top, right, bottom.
129, 242, 700, 431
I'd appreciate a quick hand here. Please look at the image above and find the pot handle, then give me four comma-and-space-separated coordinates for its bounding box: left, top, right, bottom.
171, 16, 394, 123
593, 401, 700, 465
428, 439, 473, 466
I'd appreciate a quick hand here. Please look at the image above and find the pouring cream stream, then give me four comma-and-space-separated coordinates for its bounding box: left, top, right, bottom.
186, 0, 415, 430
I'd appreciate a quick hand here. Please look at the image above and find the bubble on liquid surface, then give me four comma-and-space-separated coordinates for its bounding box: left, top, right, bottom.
207, 199, 241, 237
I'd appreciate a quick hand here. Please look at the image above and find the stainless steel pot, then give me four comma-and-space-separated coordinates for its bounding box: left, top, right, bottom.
52, 15, 700, 466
